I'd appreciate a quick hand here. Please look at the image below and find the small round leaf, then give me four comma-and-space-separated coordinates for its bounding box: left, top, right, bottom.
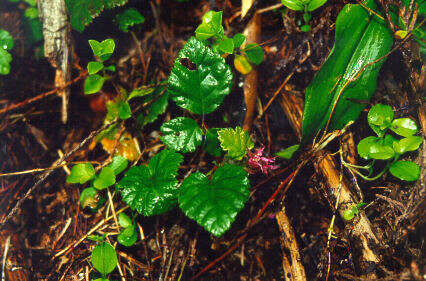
93, 167, 116, 190
368, 104, 394, 130
234, 54, 252, 75
67, 163, 96, 184
87, 61, 104, 74
243, 43, 264, 65
389, 161, 420, 181
392, 136, 423, 155
118, 213, 132, 228
117, 225, 138, 247
0, 29, 14, 51
390, 118, 418, 137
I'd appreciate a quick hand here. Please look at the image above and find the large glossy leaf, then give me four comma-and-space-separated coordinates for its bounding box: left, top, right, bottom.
301, 0, 393, 143
160, 117, 203, 153
178, 164, 250, 236
118, 149, 183, 216
168, 37, 233, 115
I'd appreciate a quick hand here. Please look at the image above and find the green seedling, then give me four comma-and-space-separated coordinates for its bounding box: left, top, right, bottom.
344, 104, 422, 182
194, 11, 264, 74
281, 0, 327, 31
343, 202, 367, 221
116, 8, 145, 32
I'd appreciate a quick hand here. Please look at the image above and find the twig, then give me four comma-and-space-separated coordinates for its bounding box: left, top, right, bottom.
54, 206, 129, 258
0, 121, 115, 231
1, 236, 10, 281
0, 70, 86, 116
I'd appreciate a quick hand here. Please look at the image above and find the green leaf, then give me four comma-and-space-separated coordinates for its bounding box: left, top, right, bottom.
160, 117, 203, 153
128, 87, 155, 101
93, 278, 109, 281
24, 0, 37, 6
195, 11, 224, 40
281, 0, 304, 11
88, 61, 104, 74
65, 0, 128, 32
118, 213, 132, 228
276, 144, 300, 159
116, 8, 145, 32
393, 136, 423, 155
0, 49, 12, 75
307, 0, 327, 11
233, 33, 246, 48
357, 136, 378, 160
67, 163, 96, 184
138, 91, 169, 126
84, 74, 105, 95
118, 149, 183, 216
390, 118, 418, 137
204, 128, 223, 157
89, 39, 115, 61
0, 29, 14, 51
389, 161, 420, 181
106, 100, 131, 120
343, 208, 355, 221
79, 187, 99, 209
117, 101, 132, 120
168, 37, 233, 115
91, 242, 118, 275
178, 164, 250, 236
368, 104, 394, 132
357, 136, 395, 160
117, 225, 137, 246
217, 37, 234, 54
93, 167, 116, 190
107, 155, 129, 175
243, 44, 264, 65
23, 17, 43, 44
383, 134, 397, 148
300, 25, 311, 32
104, 65, 116, 72
24, 7, 39, 19
301, 0, 393, 143
218, 127, 254, 160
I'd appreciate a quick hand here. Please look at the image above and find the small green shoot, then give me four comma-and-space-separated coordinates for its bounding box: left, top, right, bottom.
91, 242, 118, 276
217, 126, 254, 160
116, 8, 145, 33
347, 104, 422, 182
0, 29, 14, 75
343, 202, 367, 221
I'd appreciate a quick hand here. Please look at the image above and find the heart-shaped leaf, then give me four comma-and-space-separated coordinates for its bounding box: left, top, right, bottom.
179, 164, 250, 236
160, 117, 203, 153
118, 149, 183, 216
89, 39, 115, 61
168, 37, 233, 115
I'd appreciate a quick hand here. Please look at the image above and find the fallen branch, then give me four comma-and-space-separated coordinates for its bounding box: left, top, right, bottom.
279, 91, 382, 278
